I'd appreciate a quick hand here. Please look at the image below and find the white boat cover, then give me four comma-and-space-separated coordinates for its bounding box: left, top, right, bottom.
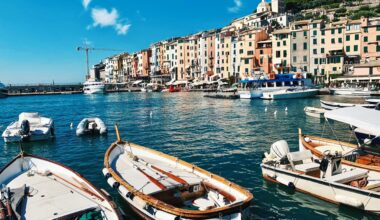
132, 80, 143, 85
325, 106, 380, 136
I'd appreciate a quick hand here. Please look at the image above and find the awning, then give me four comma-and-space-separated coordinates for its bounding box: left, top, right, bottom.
325, 106, 380, 136
133, 80, 143, 85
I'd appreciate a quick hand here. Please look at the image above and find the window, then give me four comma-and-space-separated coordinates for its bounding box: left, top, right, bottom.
313, 39, 317, 45
321, 48, 325, 53
293, 43, 297, 51
313, 49, 317, 54
303, 42, 307, 50
377, 45, 380, 52
293, 56, 297, 62
377, 26, 380, 31
354, 45, 358, 52
260, 50, 263, 55
355, 34, 359, 40
364, 36, 368, 42
321, 38, 325, 44
277, 42, 280, 47
333, 67, 337, 72
304, 31, 307, 37
331, 29, 335, 34
292, 32, 296, 38
313, 30, 317, 36
249, 34, 252, 38
377, 35, 380, 41
314, 58, 318, 64
260, 57, 263, 64
346, 46, 350, 52
245, 68, 249, 73
276, 51, 281, 58
249, 42, 252, 47
321, 30, 325, 36
247, 51, 254, 55
346, 35, 350, 41
303, 56, 307, 62
364, 27, 368, 33
331, 38, 335, 44
338, 38, 342, 43
364, 46, 368, 53
239, 49, 244, 54
244, 59, 249, 64
283, 50, 287, 57
338, 28, 342, 34
283, 41, 287, 46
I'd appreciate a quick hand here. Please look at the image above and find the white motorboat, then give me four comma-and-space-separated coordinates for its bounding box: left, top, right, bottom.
261, 140, 380, 215
83, 81, 105, 94
304, 106, 326, 118
261, 88, 318, 100
320, 100, 375, 110
2, 112, 54, 143
0, 152, 122, 219
103, 128, 253, 220
76, 118, 107, 136
0, 82, 8, 98
330, 88, 380, 97
366, 99, 380, 104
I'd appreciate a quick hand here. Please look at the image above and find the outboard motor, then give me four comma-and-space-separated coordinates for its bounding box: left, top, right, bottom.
263, 140, 290, 163
20, 120, 30, 136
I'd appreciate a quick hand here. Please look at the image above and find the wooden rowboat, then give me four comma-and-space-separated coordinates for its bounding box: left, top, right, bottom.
299, 129, 380, 172
0, 153, 122, 219
103, 127, 253, 219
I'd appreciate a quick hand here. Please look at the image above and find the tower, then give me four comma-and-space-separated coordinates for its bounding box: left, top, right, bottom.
272, 0, 285, 14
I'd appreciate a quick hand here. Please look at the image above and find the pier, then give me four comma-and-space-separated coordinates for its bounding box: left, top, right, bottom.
7, 83, 83, 96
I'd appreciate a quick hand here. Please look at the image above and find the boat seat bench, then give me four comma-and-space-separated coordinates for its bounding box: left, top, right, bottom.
287, 150, 320, 173
325, 169, 368, 184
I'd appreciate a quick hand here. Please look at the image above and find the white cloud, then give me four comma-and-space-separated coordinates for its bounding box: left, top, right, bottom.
228, 0, 242, 13
82, 0, 91, 10
90, 8, 131, 35
92, 8, 118, 27
115, 23, 131, 35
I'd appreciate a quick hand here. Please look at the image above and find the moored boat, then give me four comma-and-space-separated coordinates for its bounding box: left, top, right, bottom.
0, 82, 8, 98
320, 100, 375, 110
2, 112, 55, 143
304, 106, 326, 118
0, 152, 122, 219
103, 127, 253, 219
330, 87, 379, 97
83, 80, 106, 94
76, 118, 107, 136
261, 140, 380, 215
261, 88, 318, 100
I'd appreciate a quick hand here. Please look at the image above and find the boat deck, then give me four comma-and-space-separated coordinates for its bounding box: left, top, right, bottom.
7, 171, 102, 220
112, 145, 203, 195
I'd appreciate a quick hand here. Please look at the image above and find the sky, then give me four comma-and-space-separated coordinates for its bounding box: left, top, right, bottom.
0, 0, 260, 84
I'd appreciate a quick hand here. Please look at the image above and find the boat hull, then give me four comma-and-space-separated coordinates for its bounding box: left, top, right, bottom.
261, 89, 318, 100
103, 141, 253, 220
261, 164, 380, 214
331, 89, 379, 97
320, 100, 375, 110
84, 86, 105, 94
238, 90, 262, 99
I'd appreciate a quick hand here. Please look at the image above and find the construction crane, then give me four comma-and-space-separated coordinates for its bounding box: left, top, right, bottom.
77, 45, 123, 79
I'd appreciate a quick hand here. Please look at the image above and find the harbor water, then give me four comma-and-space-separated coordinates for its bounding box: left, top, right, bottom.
0, 93, 377, 220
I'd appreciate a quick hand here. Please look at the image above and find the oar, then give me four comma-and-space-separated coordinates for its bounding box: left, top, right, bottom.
135, 166, 167, 190
50, 172, 105, 202
151, 165, 188, 186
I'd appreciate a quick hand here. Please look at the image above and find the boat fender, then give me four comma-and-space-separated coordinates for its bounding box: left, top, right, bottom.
319, 158, 329, 172
107, 177, 119, 189
134, 196, 147, 210
335, 195, 364, 208
276, 176, 295, 190
155, 210, 177, 220
102, 168, 111, 179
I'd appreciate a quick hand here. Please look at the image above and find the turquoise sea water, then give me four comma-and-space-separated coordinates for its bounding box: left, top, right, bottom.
0, 93, 377, 220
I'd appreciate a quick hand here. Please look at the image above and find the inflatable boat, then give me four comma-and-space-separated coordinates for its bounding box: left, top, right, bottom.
76, 118, 107, 136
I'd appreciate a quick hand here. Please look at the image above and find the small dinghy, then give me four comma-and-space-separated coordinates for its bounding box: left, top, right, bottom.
320, 100, 375, 110
2, 112, 54, 143
76, 118, 107, 136
304, 106, 326, 118
0, 152, 122, 219
261, 140, 380, 215
103, 127, 253, 220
